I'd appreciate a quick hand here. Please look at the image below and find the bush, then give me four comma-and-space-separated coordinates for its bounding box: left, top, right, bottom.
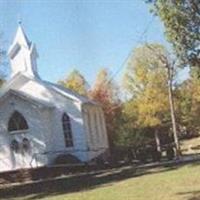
54, 154, 81, 165
166, 147, 175, 160
151, 149, 161, 162
136, 148, 148, 163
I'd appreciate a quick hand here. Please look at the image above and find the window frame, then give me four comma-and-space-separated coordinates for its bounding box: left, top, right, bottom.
8, 111, 29, 133
62, 113, 73, 147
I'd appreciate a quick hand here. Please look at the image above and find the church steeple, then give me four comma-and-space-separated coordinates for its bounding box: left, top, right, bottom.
8, 24, 39, 78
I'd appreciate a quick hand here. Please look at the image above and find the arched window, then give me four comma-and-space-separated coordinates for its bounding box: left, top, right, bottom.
8, 111, 28, 132
62, 113, 73, 147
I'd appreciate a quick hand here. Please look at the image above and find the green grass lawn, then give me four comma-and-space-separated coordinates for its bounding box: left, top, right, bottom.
1, 162, 200, 200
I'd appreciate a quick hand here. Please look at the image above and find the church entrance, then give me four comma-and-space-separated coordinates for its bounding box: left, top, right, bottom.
8, 111, 32, 169
10, 134, 32, 169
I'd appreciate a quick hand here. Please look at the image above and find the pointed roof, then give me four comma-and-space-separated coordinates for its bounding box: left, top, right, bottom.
13, 24, 30, 47
8, 24, 31, 57
7, 24, 40, 78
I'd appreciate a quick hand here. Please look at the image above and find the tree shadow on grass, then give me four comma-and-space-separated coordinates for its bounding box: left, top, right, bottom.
177, 190, 200, 200
0, 163, 184, 200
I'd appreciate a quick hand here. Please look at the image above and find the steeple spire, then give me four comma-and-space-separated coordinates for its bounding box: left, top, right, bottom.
8, 24, 39, 78
18, 19, 22, 25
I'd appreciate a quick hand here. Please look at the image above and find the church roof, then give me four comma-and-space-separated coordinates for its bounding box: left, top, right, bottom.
4, 25, 100, 107
43, 80, 98, 105
0, 89, 54, 109
2, 73, 98, 106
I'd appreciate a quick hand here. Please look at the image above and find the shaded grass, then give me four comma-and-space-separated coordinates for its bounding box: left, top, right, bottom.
1, 162, 200, 200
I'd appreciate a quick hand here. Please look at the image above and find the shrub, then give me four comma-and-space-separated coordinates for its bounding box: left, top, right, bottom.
151, 149, 161, 162
166, 147, 175, 160
54, 154, 81, 165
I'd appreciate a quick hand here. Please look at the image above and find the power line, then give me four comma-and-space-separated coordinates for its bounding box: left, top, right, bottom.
107, 15, 155, 84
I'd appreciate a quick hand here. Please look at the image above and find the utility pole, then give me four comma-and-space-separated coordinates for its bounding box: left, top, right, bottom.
166, 63, 181, 158
146, 44, 181, 158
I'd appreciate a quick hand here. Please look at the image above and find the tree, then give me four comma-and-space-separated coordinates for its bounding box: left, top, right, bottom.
145, 43, 181, 157
89, 68, 122, 151
147, 0, 200, 68
177, 70, 200, 136
59, 69, 88, 96
166, 54, 180, 157
116, 99, 154, 153
123, 43, 181, 157
0, 33, 7, 85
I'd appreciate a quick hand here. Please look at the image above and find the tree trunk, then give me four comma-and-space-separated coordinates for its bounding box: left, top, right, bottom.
154, 129, 161, 152
167, 65, 181, 158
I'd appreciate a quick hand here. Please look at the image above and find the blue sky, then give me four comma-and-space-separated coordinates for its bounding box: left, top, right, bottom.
0, 0, 173, 85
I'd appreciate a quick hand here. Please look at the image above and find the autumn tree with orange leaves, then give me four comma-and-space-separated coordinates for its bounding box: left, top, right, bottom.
89, 68, 122, 152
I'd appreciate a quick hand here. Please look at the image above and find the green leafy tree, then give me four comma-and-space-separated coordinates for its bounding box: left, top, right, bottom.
116, 99, 151, 150
177, 72, 200, 136
59, 69, 88, 96
147, 0, 200, 67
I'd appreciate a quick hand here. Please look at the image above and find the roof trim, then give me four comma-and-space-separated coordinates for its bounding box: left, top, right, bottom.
43, 80, 96, 104
0, 89, 54, 109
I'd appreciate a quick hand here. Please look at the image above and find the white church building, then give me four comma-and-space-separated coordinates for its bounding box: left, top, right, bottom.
0, 25, 109, 172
